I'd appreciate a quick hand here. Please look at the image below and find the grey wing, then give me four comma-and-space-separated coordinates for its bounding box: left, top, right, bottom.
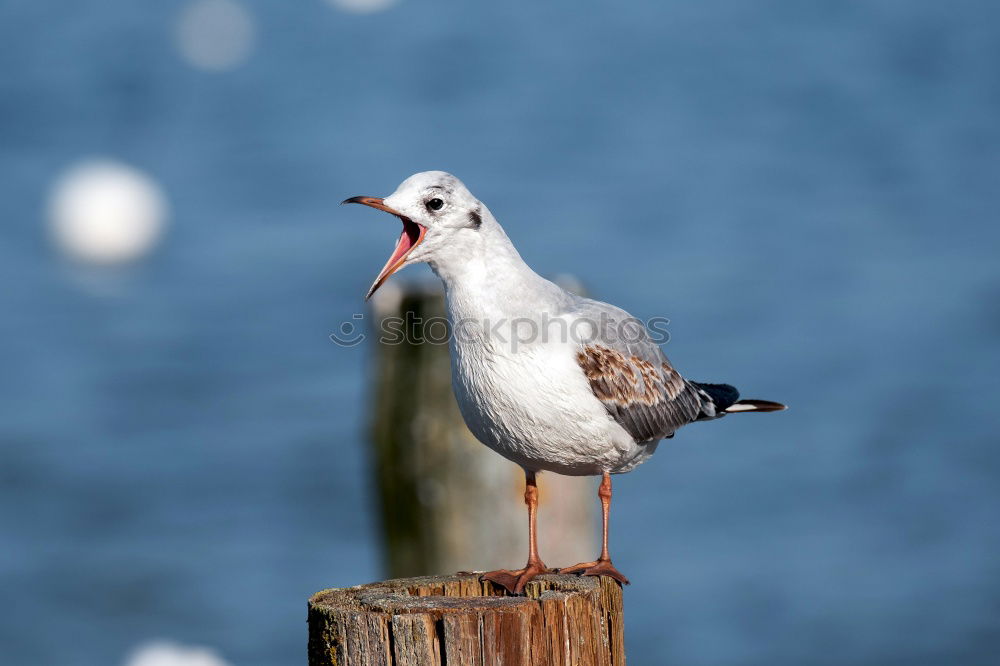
569, 299, 709, 443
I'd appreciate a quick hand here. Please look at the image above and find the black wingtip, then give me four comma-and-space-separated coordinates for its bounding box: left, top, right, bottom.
692, 382, 740, 411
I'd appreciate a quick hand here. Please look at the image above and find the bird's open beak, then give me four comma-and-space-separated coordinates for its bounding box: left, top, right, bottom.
342, 196, 427, 300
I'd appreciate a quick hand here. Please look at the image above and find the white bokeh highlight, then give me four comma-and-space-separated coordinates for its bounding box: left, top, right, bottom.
326, 0, 398, 14
48, 159, 168, 265
124, 641, 230, 666
175, 0, 256, 72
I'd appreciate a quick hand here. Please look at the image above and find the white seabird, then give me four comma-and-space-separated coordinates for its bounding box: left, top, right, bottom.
345, 171, 786, 593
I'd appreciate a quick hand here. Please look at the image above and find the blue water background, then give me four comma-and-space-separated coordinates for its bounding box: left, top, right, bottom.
1, 0, 998, 663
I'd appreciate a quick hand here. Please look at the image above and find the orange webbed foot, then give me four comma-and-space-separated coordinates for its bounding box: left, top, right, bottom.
481, 560, 551, 594
559, 559, 630, 585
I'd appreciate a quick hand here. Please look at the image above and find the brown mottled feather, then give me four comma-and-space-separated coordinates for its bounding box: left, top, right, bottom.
577, 344, 704, 443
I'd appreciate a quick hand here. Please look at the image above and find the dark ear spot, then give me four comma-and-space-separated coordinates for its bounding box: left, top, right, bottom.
468, 208, 482, 229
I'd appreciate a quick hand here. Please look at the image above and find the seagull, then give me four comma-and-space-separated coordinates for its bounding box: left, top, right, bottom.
344, 171, 786, 594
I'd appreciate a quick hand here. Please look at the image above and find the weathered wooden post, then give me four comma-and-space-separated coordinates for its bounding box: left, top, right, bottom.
308, 573, 625, 666
367, 282, 596, 577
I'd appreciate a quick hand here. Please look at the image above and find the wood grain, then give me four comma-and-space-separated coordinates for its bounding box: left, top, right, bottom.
308, 573, 625, 666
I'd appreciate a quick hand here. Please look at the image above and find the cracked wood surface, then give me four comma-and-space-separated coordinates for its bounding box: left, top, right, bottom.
308, 573, 625, 665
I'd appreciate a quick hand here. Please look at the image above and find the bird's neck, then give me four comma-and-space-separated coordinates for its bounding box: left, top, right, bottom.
429, 214, 564, 321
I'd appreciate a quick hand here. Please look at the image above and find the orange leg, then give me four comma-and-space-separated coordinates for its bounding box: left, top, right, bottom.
559, 472, 629, 585
481, 470, 550, 594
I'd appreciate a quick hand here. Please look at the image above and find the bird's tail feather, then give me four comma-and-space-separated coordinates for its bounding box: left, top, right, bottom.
692, 382, 740, 412
724, 399, 787, 413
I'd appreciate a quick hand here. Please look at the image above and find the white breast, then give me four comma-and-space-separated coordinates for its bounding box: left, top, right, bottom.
448, 318, 649, 476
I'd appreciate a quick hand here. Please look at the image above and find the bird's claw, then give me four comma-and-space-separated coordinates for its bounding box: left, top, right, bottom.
559, 559, 630, 585
480, 560, 550, 594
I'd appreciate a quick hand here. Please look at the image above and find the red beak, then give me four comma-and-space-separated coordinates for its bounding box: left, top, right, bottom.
342, 196, 427, 300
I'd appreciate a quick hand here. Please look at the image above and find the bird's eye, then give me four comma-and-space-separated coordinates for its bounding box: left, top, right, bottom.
426, 198, 444, 212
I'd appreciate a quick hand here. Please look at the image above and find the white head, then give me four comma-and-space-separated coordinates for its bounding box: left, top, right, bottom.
344, 171, 492, 299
